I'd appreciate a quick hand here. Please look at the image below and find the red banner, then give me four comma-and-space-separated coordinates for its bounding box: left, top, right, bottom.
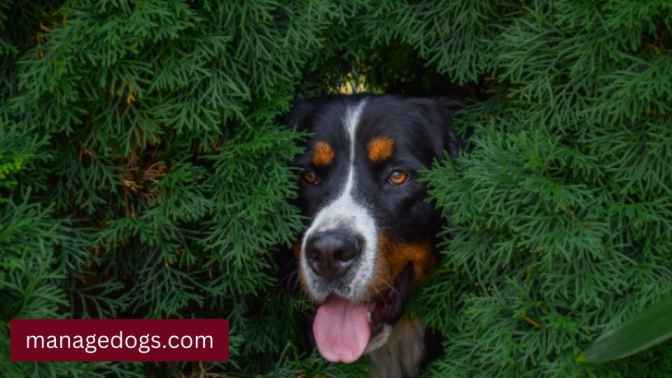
10, 319, 229, 362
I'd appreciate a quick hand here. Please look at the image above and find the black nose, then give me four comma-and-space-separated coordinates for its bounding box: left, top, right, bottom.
305, 230, 362, 281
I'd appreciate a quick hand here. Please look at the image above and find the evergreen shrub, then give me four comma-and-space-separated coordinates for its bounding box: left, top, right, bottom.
1, 1, 671, 377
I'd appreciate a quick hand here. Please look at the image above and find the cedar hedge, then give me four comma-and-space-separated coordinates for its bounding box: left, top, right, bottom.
1, 1, 671, 377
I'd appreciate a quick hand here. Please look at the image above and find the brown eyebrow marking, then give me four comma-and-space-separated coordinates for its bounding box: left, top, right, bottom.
367, 136, 395, 162
311, 141, 335, 166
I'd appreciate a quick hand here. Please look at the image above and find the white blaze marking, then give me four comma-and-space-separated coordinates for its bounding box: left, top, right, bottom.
300, 99, 377, 302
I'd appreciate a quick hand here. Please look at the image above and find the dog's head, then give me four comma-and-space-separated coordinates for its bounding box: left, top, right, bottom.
288, 94, 459, 363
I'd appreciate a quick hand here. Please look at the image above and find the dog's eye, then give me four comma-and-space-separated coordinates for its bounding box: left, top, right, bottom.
302, 170, 320, 185
387, 170, 409, 186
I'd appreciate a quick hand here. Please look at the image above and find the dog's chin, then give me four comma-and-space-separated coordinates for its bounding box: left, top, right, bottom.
308, 264, 415, 363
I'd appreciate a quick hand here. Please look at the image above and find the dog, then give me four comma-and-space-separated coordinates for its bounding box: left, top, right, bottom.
287, 94, 461, 378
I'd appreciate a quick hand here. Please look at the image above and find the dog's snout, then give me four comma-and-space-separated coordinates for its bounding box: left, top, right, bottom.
306, 230, 362, 281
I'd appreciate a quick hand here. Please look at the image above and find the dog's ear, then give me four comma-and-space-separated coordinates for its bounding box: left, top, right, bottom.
285, 95, 316, 131
407, 97, 463, 160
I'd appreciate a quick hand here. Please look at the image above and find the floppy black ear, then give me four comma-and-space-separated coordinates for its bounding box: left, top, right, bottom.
407, 97, 463, 160
285, 95, 316, 131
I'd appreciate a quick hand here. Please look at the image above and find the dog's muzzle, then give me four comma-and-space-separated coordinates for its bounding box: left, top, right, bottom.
304, 229, 363, 282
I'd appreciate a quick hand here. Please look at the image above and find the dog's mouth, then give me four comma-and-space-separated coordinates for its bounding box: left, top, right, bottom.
311, 264, 414, 363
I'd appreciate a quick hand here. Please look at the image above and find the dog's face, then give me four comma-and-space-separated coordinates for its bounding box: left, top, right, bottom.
289, 95, 458, 364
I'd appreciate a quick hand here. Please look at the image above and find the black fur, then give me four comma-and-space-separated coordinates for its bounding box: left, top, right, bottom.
283, 94, 461, 376
290, 94, 459, 245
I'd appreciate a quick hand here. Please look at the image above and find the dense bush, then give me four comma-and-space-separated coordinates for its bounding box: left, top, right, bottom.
1, 1, 671, 377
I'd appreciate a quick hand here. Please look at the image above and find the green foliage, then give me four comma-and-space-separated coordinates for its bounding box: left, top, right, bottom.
1, 0, 671, 377
580, 293, 672, 364
0, 122, 35, 195
417, 1, 672, 376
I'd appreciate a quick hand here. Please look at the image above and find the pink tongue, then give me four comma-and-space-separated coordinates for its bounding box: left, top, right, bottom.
313, 295, 371, 363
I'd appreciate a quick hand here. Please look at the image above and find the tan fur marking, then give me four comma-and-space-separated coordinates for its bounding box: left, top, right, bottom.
292, 241, 301, 258
311, 141, 334, 166
367, 137, 395, 162
294, 240, 312, 299
369, 317, 425, 378
366, 232, 436, 300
